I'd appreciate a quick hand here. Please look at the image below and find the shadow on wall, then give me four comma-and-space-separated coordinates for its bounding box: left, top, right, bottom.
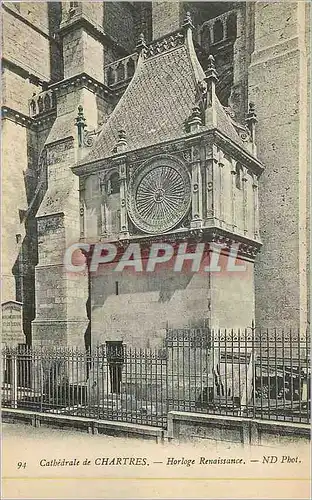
91, 270, 196, 309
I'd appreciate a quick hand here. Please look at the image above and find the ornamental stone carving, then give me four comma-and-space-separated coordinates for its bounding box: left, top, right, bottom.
127, 156, 191, 234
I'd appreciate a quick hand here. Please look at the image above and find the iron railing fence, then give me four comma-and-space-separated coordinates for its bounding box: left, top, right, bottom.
1, 328, 310, 428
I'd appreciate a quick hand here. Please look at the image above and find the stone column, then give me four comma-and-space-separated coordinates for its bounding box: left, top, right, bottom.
79, 178, 86, 239
204, 144, 218, 226
212, 147, 221, 226
242, 166, 248, 235
230, 159, 237, 232
118, 159, 129, 239
252, 174, 259, 240
190, 144, 203, 228
218, 150, 225, 228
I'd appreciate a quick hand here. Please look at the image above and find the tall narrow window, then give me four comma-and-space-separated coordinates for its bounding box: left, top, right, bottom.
213, 20, 223, 44
235, 163, 242, 190
107, 172, 119, 195
127, 58, 135, 79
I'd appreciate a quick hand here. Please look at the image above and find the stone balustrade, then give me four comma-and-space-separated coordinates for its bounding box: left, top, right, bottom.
29, 89, 56, 117
104, 53, 138, 87
200, 10, 237, 47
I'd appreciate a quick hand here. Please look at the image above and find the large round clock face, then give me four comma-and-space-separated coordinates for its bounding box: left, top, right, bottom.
128, 158, 191, 234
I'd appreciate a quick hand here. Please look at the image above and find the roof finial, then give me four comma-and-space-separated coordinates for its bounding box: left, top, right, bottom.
75, 105, 86, 147
246, 102, 257, 138
246, 102, 257, 155
182, 11, 194, 31
187, 105, 203, 133
203, 55, 218, 127
204, 55, 218, 107
205, 55, 218, 83
136, 33, 147, 54
114, 129, 127, 153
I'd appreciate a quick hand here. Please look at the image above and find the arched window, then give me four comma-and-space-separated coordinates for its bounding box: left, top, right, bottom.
44, 93, 51, 110
200, 24, 211, 51
235, 162, 242, 190
213, 20, 223, 44
37, 96, 44, 113
51, 92, 56, 108
106, 66, 114, 86
126, 58, 135, 79
30, 100, 37, 116
116, 62, 125, 82
107, 172, 119, 195
226, 13, 237, 40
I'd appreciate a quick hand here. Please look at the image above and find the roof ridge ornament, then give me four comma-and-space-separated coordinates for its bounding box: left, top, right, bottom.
246, 102, 257, 141
204, 55, 218, 127
182, 11, 195, 31
145, 31, 184, 58
246, 102, 258, 156
186, 105, 203, 133
113, 129, 127, 153
136, 33, 148, 55
75, 105, 101, 149
75, 105, 86, 147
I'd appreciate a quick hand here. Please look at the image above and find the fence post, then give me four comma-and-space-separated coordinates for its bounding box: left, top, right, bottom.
40, 360, 43, 412
11, 352, 18, 409
252, 321, 256, 418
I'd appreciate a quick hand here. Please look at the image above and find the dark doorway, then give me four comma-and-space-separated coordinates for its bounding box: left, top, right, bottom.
106, 341, 124, 394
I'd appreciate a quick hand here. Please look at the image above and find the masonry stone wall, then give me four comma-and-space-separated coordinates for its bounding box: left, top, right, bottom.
103, 2, 136, 51
2, 120, 29, 302
62, 29, 104, 81
14, 2, 50, 32
210, 257, 255, 330
152, 1, 182, 39
249, 2, 309, 330
2, 69, 39, 115
2, 9, 51, 80
91, 264, 211, 349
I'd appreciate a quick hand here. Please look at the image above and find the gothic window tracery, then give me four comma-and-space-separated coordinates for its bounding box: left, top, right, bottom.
116, 62, 125, 82
107, 67, 114, 86
213, 20, 224, 44
107, 172, 119, 195
37, 96, 44, 113
127, 58, 135, 79
44, 93, 51, 110
30, 99, 36, 116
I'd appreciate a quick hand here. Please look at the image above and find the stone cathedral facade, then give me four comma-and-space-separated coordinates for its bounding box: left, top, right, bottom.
2, 1, 310, 349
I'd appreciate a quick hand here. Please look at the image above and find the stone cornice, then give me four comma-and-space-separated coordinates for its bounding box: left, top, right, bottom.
49, 72, 114, 100
212, 131, 264, 176
72, 129, 264, 178
2, 106, 56, 131
80, 227, 261, 262
2, 106, 35, 129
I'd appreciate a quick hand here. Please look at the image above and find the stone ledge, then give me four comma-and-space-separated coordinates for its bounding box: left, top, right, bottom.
167, 411, 311, 443
1, 408, 164, 443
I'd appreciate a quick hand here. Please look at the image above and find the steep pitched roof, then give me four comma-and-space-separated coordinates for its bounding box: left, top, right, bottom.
80, 44, 200, 164
78, 26, 251, 167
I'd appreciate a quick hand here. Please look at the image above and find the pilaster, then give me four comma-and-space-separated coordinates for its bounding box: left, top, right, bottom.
249, 1, 309, 330
190, 144, 203, 229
